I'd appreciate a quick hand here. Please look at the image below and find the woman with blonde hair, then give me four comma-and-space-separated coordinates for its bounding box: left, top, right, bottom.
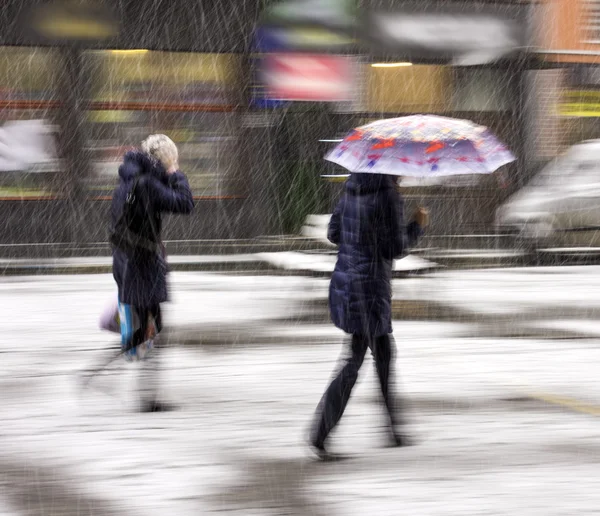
141, 133, 179, 173
110, 133, 194, 412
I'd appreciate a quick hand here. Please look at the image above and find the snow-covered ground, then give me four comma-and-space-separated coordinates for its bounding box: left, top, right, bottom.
1, 269, 600, 515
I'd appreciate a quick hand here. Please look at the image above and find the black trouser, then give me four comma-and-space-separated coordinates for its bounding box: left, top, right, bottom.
122, 304, 162, 353
121, 304, 163, 406
311, 333, 401, 446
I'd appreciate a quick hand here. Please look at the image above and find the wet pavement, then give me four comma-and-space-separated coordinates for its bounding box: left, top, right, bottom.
1, 270, 600, 515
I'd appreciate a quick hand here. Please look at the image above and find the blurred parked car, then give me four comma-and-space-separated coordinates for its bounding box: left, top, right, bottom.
496, 140, 600, 248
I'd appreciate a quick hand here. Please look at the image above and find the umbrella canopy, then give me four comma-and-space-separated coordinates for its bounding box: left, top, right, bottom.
325, 114, 516, 177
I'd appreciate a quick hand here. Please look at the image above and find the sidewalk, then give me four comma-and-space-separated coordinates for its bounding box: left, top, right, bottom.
2, 272, 600, 514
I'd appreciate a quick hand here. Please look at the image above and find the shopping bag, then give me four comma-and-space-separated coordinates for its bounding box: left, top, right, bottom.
99, 295, 120, 334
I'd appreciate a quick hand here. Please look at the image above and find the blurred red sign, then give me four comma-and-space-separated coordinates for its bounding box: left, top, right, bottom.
262, 53, 353, 102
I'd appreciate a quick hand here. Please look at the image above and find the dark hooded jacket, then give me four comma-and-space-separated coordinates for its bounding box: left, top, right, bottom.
328, 173, 422, 337
111, 150, 194, 308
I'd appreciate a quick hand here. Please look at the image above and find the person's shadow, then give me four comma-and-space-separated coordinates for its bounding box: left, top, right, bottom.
0, 456, 122, 516
206, 453, 351, 515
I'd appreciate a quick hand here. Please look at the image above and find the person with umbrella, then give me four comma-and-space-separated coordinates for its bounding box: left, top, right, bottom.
309, 115, 515, 459
309, 171, 428, 458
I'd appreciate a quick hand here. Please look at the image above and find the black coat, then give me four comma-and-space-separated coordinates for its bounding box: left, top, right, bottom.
328, 173, 421, 337
111, 150, 194, 308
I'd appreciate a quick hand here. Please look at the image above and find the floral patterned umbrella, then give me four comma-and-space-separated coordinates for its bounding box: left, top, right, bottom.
325, 114, 516, 177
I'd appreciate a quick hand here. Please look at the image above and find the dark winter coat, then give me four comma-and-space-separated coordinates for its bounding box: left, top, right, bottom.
328, 173, 422, 337
111, 150, 194, 308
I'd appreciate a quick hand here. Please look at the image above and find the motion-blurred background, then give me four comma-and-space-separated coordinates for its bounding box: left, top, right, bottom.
2, 0, 598, 260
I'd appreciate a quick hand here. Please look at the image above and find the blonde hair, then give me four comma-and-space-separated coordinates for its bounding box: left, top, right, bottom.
141, 134, 178, 170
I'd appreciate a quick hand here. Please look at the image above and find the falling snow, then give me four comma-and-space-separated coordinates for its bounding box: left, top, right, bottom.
1, 0, 600, 514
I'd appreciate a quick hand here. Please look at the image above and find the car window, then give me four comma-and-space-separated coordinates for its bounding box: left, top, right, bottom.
530, 160, 567, 187
530, 159, 599, 188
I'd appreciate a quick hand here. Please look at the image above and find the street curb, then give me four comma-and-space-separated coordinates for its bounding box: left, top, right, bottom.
0, 254, 515, 276
6, 248, 600, 276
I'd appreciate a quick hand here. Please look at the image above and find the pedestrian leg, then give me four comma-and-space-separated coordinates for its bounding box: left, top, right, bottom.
138, 335, 162, 411
372, 334, 407, 444
136, 306, 172, 412
311, 334, 368, 448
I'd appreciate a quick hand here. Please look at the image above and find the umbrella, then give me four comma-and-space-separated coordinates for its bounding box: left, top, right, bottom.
325, 114, 516, 177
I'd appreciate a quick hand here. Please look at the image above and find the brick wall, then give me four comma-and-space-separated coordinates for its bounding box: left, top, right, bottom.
526, 69, 567, 162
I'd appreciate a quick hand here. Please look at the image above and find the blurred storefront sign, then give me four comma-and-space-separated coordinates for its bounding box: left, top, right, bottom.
259, 0, 526, 64
24, 0, 118, 44
262, 53, 354, 102
262, 0, 356, 36
256, 0, 356, 56
254, 0, 357, 105
251, 23, 355, 107
368, 11, 525, 65
4, 0, 255, 53
255, 26, 354, 52
560, 90, 600, 117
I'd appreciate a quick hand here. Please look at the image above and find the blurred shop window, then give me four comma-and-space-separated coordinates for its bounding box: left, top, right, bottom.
0, 46, 61, 200
366, 64, 451, 113
451, 67, 517, 190
564, 117, 600, 146
83, 50, 240, 198
452, 68, 512, 112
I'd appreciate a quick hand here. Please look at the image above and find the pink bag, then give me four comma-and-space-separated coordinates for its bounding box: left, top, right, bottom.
99, 295, 120, 334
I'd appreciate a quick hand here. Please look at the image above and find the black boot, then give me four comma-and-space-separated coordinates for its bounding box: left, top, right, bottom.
139, 400, 178, 413
390, 432, 414, 447
308, 440, 348, 462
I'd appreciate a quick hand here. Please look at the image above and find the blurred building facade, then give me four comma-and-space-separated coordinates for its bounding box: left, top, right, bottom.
0, 0, 560, 255
246, 0, 533, 239
0, 0, 256, 254
532, 0, 600, 152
